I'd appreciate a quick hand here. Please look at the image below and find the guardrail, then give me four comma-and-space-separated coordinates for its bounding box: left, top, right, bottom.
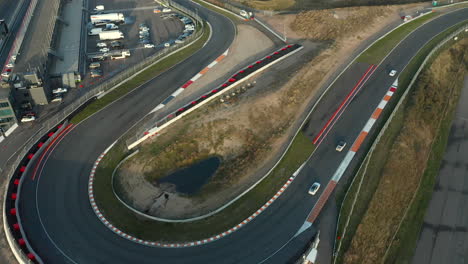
332, 24, 468, 263
2, 2, 205, 262
3, 123, 70, 264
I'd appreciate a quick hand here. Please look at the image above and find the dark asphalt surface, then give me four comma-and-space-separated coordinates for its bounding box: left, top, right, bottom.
412, 76, 468, 264
0, 0, 28, 68
17, 6, 468, 264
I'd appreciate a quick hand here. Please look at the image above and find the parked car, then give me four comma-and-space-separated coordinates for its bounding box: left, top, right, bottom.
153, 8, 161, 13
308, 182, 321, 195
99, 47, 110, 53
89, 62, 101, 69
21, 115, 36, 122
175, 39, 184, 44
164, 42, 170, 48
389, 70, 397, 76
52, 88, 68, 94
162, 8, 172, 13
110, 41, 122, 48
96, 42, 107, 48
139, 39, 151, 44
90, 70, 103, 78
336, 140, 346, 152
94, 5, 104, 11
144, 43, 155, 48
90, 55, 105, 62
51, 95, 63, 103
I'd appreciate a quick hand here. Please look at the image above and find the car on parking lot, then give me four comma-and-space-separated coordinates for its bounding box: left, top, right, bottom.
90, 69, 103, 78
110, 41, 122, 49
336, 140, 346, 152
164, 42, 170, 48
51, 95, 63, 103
89, 62, 101, 69
153, 8, 161, 13
389, 70, 397, 76
99, 47, 110, 53
144, 43, 155, 48
308, 182, 321, 195
162, 8, 172, 13
139, 39, 151, 44
89, 55, 105, 62
175, 39, 185, 44
21, 115, 36, 123
52, 88, 68, 94
96, 42, 107, 48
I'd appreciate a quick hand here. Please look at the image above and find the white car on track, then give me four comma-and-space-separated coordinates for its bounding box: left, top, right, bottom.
389, 70, 397, 77
308, 182, 321, 195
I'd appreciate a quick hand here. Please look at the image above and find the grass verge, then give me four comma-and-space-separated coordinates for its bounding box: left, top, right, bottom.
334, 27, 467, 263
70, 23, 210, 124
94, 131, 314, 242
356, 12, 438, 64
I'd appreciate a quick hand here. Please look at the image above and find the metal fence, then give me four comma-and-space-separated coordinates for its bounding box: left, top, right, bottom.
332, 24, 468, 263
1, 2, 204, 262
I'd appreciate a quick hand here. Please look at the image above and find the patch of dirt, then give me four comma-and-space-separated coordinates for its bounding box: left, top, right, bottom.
116, 3, 428, 220
256, 2, 428, 41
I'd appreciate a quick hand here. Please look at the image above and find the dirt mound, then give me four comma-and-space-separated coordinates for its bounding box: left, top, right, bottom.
291, 6, 394, 40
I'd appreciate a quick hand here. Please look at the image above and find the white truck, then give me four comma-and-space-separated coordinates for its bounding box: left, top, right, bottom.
90, 13, 124, 25
88, 27, 103, 36
99, 30, 124, 40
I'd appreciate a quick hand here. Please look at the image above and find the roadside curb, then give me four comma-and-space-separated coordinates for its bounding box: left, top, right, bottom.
89, 140, 307, 246
3, 122, 70, 264
149, 48, 229, 114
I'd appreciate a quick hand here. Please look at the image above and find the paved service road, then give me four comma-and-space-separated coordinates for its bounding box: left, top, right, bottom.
16, 4, 468, 264
412, 76, 468, 264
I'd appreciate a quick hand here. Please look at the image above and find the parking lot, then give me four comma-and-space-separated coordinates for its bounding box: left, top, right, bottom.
83, 0, 191, 87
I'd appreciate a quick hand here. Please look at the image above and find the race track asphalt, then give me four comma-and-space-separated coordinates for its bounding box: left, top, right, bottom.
17, 5, 468, 264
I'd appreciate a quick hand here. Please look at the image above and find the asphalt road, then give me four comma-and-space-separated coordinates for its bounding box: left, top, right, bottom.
412, 76, 468, 264
17, 5, 468, 264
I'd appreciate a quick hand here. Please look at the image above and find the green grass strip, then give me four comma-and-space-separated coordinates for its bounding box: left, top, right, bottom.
94, 131, 314, 242
357, 12, 438, 64
70, 23, 210, 124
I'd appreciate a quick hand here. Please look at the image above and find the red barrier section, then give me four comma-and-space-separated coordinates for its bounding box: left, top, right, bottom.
13, 223, 20, 230
10, 208, 16, 215
19, 239, 25, 246
37, 142, 44, 148
11, 193, 17, 200
27, 153, 34, 159
20, 166, 26, 172
14, 179, 19, 185
27, 253, 35, 260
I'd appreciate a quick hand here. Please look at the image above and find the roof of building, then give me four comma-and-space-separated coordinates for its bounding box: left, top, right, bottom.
13, 0, 61, 73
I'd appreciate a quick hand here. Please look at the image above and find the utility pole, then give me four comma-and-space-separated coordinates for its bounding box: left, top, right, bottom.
283, 22, 287, 43
0, 127, 6, 138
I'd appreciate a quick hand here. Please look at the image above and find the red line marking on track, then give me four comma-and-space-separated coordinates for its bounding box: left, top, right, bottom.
34, 125, 77, 181
31, 124, 74, 180
314, 65, 377, 146
313, 65, 376, 145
